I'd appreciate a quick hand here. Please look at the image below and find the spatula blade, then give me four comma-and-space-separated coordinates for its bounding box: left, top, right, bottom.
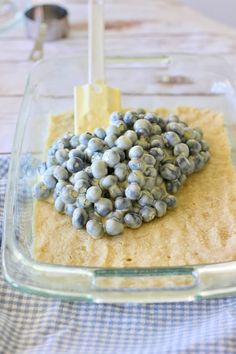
74, 81, 121, 133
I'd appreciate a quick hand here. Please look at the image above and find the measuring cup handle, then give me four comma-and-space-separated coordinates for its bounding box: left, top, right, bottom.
29, 23, 47, 62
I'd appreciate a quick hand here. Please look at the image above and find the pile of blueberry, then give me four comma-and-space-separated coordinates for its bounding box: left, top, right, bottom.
33, 110, 210, 238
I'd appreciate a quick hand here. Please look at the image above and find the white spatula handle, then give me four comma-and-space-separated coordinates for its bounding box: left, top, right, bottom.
88, 0, 105, 84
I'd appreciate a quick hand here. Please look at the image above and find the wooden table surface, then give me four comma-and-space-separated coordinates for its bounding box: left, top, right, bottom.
1, 0, 236, 154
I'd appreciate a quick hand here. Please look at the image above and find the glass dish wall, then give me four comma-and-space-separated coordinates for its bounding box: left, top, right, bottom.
3, 54, 236, 302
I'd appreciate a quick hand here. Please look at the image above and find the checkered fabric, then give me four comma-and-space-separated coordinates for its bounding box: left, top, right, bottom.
1, 157, 236, 354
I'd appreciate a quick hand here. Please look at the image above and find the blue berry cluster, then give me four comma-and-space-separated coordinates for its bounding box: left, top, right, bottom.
33, 111, 210, 238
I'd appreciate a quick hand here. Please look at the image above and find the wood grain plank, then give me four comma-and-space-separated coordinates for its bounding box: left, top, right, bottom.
0, 62, 30, 95
1, 0, 236, 153
1, 29, 236, 62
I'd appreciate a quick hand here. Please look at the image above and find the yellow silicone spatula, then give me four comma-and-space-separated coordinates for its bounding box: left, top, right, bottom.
74, 0, 121, 134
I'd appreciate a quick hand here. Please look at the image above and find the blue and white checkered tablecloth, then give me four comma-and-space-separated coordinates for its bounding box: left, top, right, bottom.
1, 156, 236, 354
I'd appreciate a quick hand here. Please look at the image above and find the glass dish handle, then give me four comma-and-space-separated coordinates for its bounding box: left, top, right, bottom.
91, 264, 236, 303
92, 267, 198, 303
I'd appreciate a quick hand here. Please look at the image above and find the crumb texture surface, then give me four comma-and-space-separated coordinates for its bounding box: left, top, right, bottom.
33, 107, 236, 267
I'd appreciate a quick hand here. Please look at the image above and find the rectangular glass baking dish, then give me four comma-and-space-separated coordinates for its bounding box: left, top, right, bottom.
3, 54, 236, 302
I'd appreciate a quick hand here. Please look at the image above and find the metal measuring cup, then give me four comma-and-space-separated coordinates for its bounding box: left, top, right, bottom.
24, 4, 69, 61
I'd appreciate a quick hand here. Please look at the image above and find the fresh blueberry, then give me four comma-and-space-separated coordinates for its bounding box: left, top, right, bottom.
136, 137, 150, 149
151, 186, 165, 200
86, 219, 104, 238
160, 163, 181, 181
94, 127, 106, 140
53, 166, 69, 180
166, 122, 184, 136
55, 180, 67, 193
187, 139, 202, 155
138, 190, 154, 207
163, 131, 181, 147
175, 154, 192, 174
112, 147, 126, 162
102, 149, 120, 167
127, 171, 145, 187
108, 185, 123, 199
154, 200, 167, 217
106, 125, 121, 137
152, 124, 162, 135
76, 194, 91, 208
85, 166, 93, 178
95, 198, 113, 217
107, 210, 125, 223
47, 144, 57, 157
61, 185, 78, 204
69, 148, 85, 160
128, 158, 146, 172
86, 186, 102, 203
74, 179, 90, 194
64, 204, 76, 217
155, 175, 164, 186
114, 163, 129, 182
124, 213, 142, 229
37, 162, 47, 175
70, 135, 80, 148
145, 177, 156, 191
200, 151, 210, 163
100, 175, 118, 189
55, 149, 69, 164
166, 179, 181, 194
79, 132, 93, 146
110, 111, 124, 123
115, 136, 133, 150
144, 167, 157, 178
134, 119, 153, 136
57, 137, 71, 149
166, 114, 180, 123
125, 183, 141, 200
124, 130, 138, 144
112, 120, 127, 134
143, 153, 156, 166
91, 152, 103, 163
74, 171, 90, 183
46, 156, 58, 168
173, 143, 189, 157
150, 147, 165, 161
72, 208, 88, 229
32, 182, 50, 200
88, 137, 104, 153
140, 206, 156, 222
192, 154, 205, 171
123, 111, 138, 126
54, 197, 65, 213
200, 140, 209, 152
128, 145, 144, 159
144, 112, 158, 123
150, 135, 164, 148
104, 134, 117, 148
155, 116, 166, 130
91, 160, 108, 179
66, 157, 84, 173
114, 197, 132, 212
105, 219, 124, 236
42, 173, 57, 189
183, 127, 196, 141
163, 194, 177, 209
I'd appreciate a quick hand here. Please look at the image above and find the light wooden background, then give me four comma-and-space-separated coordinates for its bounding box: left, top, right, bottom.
1, 0, 236, 154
